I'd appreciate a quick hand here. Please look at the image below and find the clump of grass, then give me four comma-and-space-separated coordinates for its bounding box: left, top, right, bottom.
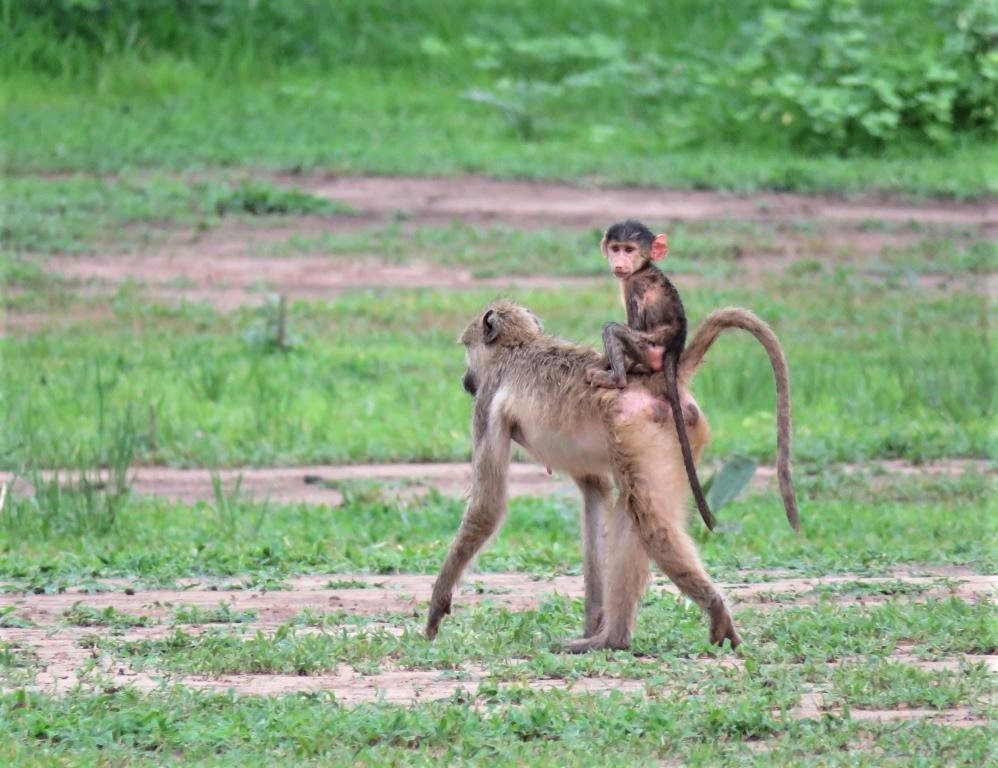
113, 624, 383, 676
210, 182, 354, 217
171, 603, 257, 625
5, 402, 138, 539
62, 602, 151, 629
0, 607, 36, 629
209, 473, 269, 541
325, 579, 379, 590
0, 642, 38, 686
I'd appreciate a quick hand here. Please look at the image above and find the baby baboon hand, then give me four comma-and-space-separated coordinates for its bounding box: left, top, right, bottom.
586, 367, 626, 389
425, 597, 452, 640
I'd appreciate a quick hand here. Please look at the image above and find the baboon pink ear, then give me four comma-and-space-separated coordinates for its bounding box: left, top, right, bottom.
482, 310, 501, 344
650, 233, 668, 261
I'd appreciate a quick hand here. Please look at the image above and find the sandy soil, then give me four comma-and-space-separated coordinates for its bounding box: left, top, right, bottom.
1, 567, 993, 720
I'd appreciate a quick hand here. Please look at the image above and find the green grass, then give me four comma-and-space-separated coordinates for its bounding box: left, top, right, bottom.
171, 603, 258, 626
1, 272, 992, 467
0, 469, 993, 589
0, 685, 989, 767
827, 660, 993, 710
0, 644, 36, 688
101, 597, 995, 677
4, 72, 994, 197
0, 175, 353, 254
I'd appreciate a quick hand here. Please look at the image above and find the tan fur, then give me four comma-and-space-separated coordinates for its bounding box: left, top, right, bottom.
427, 300, 786, 651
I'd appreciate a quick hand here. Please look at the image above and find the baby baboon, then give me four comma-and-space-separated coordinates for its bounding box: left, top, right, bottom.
426, 301, 799, 652
588, 219, 714, 531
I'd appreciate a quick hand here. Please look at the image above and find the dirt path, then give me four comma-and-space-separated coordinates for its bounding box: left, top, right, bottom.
2, 458, 990, 507
3, 568, 993, 623
23, 174, 994, 317
2, 567, 993, 715
45, 250, 608, 313
294, 175, 997, 228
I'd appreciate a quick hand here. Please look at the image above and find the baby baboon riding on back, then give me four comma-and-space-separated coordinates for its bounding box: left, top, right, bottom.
587, 219, 714, 531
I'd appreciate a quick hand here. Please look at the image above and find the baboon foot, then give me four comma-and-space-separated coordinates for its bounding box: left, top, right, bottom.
708, 600, 742, 649
425, 596, 452, 640
586, 368, 626, 389
559, 632, 630, 654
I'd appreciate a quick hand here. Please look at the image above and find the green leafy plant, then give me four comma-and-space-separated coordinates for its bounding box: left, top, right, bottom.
704, 456, 758, 514
726, 0, 997, 150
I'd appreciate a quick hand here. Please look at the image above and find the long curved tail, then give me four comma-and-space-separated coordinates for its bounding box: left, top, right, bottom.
665, 355, 715, 531
679, 307, 800, 532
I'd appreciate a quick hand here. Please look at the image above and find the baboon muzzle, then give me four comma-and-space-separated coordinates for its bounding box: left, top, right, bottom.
461, 371, 477, 396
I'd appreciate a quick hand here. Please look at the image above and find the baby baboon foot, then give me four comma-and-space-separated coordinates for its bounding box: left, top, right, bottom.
708, 600, 742, 649
425, 596, 452, 640
586, 368, 626, 389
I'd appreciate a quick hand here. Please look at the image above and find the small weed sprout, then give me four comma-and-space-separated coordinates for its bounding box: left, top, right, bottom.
209, 472, 269, 541
244, 293, 297, 352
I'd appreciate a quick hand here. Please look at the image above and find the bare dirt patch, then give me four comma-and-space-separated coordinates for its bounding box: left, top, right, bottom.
3, 458, 989, 509
789, 692, 987, 728
45, 249, 606, 313
19, 175, 993, 319
289, 175, 997, 229
3, 568, 994, 704
3, 568, 992, 627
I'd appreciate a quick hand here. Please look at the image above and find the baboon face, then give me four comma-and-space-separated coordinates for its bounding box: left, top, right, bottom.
601, 230, 667, 278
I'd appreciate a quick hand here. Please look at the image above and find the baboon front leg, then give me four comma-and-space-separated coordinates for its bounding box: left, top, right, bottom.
562, 497, 649, 653
574, 474, 612, 637
426, 421, 512, 639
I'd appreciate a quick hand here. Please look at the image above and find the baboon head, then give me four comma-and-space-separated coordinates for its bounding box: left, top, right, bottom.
459, 301, 543, 397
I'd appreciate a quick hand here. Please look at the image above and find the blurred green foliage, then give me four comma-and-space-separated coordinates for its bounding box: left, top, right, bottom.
5, 0, 995, 153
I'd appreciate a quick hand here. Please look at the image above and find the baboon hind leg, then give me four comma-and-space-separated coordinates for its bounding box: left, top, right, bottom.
638, 519, 741, 648
562, 496, 650, 652
611, 401, 740, 648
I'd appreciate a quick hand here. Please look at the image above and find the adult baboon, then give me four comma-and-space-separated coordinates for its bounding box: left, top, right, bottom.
426, 301, 798, 651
